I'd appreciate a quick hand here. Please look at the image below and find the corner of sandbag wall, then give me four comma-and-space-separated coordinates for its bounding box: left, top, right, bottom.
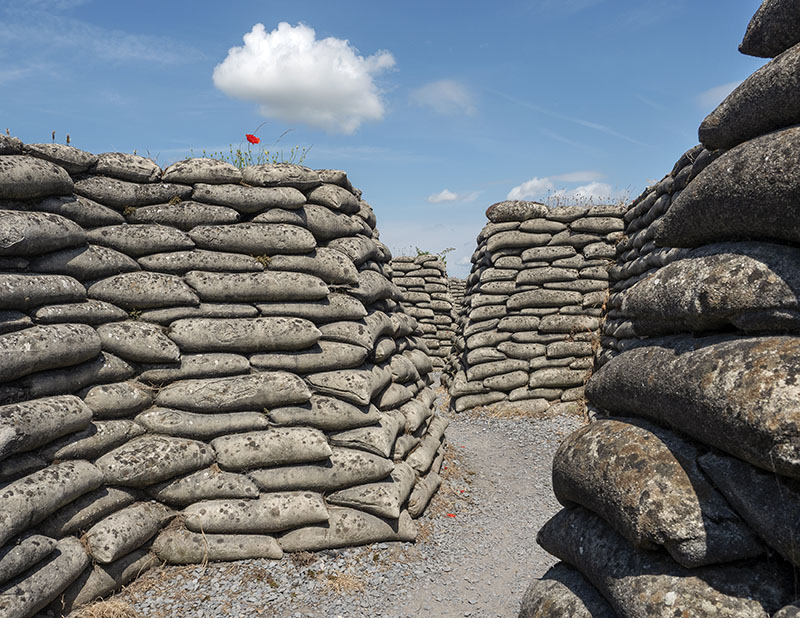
521, 4, 800, 615
445, 200, 624, 414
390, 255, 456, 370
0, 137, 447, 617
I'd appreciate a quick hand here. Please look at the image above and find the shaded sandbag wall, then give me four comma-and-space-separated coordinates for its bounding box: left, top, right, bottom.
0, 139, 447, 617
390, 256, 455, 370
446, 201, 623, 413
441, 277, 466, 385
522, 5, 800, 616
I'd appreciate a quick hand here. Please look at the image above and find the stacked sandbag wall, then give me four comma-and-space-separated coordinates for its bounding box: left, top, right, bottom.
522, 4, 800, 616
0, 138, 447, 617
441, 277, 467, 387
390, 256, 455, 370
446, 202, 623, 413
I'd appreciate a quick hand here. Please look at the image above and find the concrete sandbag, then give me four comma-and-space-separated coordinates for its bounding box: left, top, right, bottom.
135, 407, 270, 439
184, 270, 328, 303
267, 396, 381, 432
153, 529, 282, 564
85, 501, 173, 563
257, 293, 367, 323
329, 414, 403, 458
327, 462, 415, 519
654, 127, 800, 247
241, 163, 321, 190
191, 183, 306, 213
80, 381, 153, 419
0, 461, 103, 547
32, 300, 128, 326
147, 468, 259, 507
155, 372, 310, 412
307, 183, 360, 213
58, 547, 158, 613
137, 353, 249, 384
0, 396, 92, 461
699, 451, 800, 567
87, 224, 194, 257
22, 143, 97, 174
30, 244, 140, 281
0, 211, 84, 257
88, 271, 200, 310
92, 152, 161, 183
38, 487, 138, 538
97, 321, 180, 363
739, 0, 800, 57
278, 507, 416, 552
248, 447, 394, 493
161, 158, 242, 185
184, 491, 328, 534
40, 420, 145, 461
0, 273, 85, 310
537, 506, 793, 618
553, 419, 763, 567
138, 303, 259, 324
189, 223, 316, 255
251, 341, 367, 373
139, 249, 264, 274
212, 428, 331, 470
0, 155, 73, 200
95, 435, 214, 487
0, 537, 88, 618
267, 248, 359, 285
36, 194, 125, 228
74, 176, 192, 209
0, 534, 56, 586
129, 201, 241, 231
168, 317, 320, 354
586, 335, 800, 479
519, 562, 616, 618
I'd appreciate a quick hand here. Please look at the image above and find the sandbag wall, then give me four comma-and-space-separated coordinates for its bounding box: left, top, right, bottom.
0, 139, 448, 618
522, 4, 800, 616
446, 201, 623, 413
390, 256, 455, 370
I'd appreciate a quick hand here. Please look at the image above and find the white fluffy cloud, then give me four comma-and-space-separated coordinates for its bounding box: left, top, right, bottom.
427, 189, 458, 203
213, 22, 395, 134
507, 172, 624, 204
427, 189, 481, 204
410, 79, 476, 115
552, 181, 622, 203
506, 177, 555, 200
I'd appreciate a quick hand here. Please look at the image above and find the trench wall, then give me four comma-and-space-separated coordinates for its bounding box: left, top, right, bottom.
0, 141, 446, 617
522, 3, 800, 616
444, 202, 623, 413
390, 256, 455, 370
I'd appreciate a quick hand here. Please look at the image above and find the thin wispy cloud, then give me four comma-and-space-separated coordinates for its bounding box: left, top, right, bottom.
213, 22, 395, 135
0, 9, 203, 65
696, 81, 742, 109
410, 79, 477, 116
551, 170, 605, 182
540, 128, 591, 151
634, 93, 669, 113
535, 0, 604, 16
492, 89, 649, 147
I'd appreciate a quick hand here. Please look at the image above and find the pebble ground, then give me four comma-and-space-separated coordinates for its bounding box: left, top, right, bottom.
73, 390, 585, 618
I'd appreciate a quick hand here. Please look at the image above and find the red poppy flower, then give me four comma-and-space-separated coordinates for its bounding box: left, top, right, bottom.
446, 513, 456, 518
246, 134, 260, 144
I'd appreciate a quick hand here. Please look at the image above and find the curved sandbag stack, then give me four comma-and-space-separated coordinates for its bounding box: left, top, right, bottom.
0, 138, 447, 617
390, 256, 455, 370
522, 3, 800, 616
446, 201, 623, 413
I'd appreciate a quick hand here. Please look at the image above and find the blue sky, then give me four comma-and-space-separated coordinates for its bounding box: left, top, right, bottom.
0, 0, 766, 277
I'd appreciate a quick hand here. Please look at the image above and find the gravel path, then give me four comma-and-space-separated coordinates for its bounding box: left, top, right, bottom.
94, 394, 584, 618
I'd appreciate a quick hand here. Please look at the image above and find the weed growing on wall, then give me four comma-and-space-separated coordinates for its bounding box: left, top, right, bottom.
192, 126, 311, 168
